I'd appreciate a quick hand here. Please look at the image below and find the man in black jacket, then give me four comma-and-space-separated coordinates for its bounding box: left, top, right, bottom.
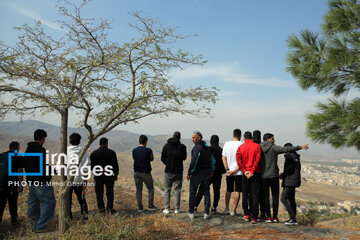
161, 131, 187, 214
280, 143, 301, 225
25, 129, 56, 232
90, 137, 119, 214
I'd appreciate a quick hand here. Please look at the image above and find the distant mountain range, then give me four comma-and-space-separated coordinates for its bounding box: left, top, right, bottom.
0, 120, 194, 154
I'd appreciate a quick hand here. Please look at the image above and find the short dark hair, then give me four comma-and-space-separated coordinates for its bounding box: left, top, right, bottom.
263, 133, 274, 141
210, 135, 219, 146
284, 143, 293, 147
99, 137, 108, 146
9, 141, 20, 150
69, 133, 81, 145
173, 131, 181, 140
233, 129, 242, 138
253, 130, 261, 144
244, 131, 252, 140
34, 129, 47, 141
139, 135, 148, 145
193, 131, 203, 140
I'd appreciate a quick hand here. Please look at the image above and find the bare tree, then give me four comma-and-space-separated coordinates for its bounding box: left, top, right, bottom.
0, 0, 217, 233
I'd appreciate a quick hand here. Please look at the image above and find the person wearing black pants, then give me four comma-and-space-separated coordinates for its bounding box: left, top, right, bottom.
242, 173, 260, 222
0, 142, 23, 226
90, 137, 119, 214
236, 131, 262, 224
0, 184, 19, 225
261, 177, 279, 221
194, 135, 225, 213
280, 143, 302, 225
69, 185, 88, 219
94, 177, 115, 211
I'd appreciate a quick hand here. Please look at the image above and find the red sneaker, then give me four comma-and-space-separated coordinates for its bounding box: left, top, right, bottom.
251, 219, 257, 224
265, 217, 273, 223
273, 217, 279, 223
244, 215, 251, 222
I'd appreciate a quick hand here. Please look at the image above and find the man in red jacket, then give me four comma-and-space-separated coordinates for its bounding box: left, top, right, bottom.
236, 131, 261, 224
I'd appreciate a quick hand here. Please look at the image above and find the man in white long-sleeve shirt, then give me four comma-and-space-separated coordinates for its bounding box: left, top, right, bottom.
66, 133, 91, 220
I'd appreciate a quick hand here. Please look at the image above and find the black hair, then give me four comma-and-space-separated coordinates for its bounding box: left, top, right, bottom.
9, 141, 20, 150
100, 137, 108, 146
244, 131, 252, 140
193, 131, 203, 140
69, 133, 81, 145
34, 129, 47, 141
210, 135, 219, 146
263, 133, 274, 142
233, 129, 242, 138
139, 135, 148, 145
173, 131, 181, 140
253, 130, 261, 144
284, 143, 293, 147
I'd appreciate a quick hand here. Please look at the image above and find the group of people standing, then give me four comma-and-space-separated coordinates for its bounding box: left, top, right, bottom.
0, 127, 308, 232
152, 129, 308, 225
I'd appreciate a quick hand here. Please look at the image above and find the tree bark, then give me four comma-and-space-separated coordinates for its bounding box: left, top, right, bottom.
59, 108, 71, 234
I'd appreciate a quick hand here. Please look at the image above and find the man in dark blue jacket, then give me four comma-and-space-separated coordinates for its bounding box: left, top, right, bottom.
187, 131, 215, 220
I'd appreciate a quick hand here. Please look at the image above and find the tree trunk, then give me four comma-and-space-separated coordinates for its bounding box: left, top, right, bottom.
59, 109, 71, 234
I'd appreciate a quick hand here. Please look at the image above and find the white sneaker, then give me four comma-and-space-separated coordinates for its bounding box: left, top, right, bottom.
223, 208, 229, 214
174, 209, 181, 214
162, 208, 170, 214
230, 210, 236, 216
188, 213, 194, 219
204, 213, 210, 220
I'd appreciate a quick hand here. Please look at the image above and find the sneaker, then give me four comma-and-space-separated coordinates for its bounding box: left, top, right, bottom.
138, 208, 144, 213
273, 217, 279, 223
211, 208, 217, 214
204, 213, 210, 220
265, 217, 273, 223
223, 208, 230, 215
188, 213, 194, 219
244, 215, 251, 222
174, 209, 181, 214
163, 208, 170, 214
251, 219, 257, 224
194, 207, 198, 214
230, 210, 236, 216
147, 206, 159, 211
256, 217, 261, 222
285, 219, 298, 225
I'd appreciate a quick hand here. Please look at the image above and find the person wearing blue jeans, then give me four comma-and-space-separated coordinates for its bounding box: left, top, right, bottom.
24, 129, 56, 231
187, 131, 215, 220
28, 184, 56, 231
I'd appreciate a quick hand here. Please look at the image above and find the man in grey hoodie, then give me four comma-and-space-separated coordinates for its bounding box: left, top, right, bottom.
259, 133, 308, 223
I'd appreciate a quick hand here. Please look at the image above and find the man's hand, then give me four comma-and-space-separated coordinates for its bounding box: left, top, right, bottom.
114, 175, 118, 181
279, 173, 284, 179
244, 171, 253, 179
302, 144, 309, 150
187, 175, 191, 180
226, 170, 231, 176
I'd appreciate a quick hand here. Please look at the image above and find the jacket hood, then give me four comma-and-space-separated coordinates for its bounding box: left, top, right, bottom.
67, 145, 82, 155
260, 141, 274, 153
167, 137, 180, 146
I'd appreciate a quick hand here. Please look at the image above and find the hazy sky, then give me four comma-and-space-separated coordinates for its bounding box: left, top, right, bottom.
0, 0, 357, 154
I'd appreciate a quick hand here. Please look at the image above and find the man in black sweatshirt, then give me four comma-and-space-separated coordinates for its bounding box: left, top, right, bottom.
90, 137, 119, 214
161, 131, 187, 214
25, 129, 55, 232
259, 133, 308, 223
